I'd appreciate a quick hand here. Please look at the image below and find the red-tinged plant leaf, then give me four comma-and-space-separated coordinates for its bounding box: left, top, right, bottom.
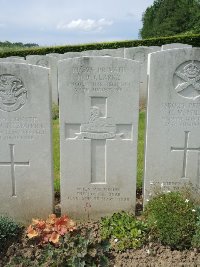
55, 215, 68, 227
49, 232, 60, 244
53, 223, 61, 232
46, 214, 57, 224
27, 225, 38, 239
43, 233, 51, 243
43, 224, 52, 233
36, 220, 46, 229
58, 225, 68, 235
32, 218, 46, 229
67, 219, 76, 229
27, 214, 76, 245
55, 218, 75, 232
32, 218, 40, 225
55, 217, 66, 226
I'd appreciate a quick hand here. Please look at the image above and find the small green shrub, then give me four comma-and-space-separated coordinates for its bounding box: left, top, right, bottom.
6, 230, 110, 267
40, 232, 109, 267
144, 192, 197, 250
52, 103, 59, 120
100, 211, 148, 251
0, 216, 22, 253
192, 206, 200, 249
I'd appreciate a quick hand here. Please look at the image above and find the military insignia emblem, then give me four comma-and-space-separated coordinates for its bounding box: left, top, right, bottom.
173, 60, 200, 99
0, 74, 27, 112
75, 106, 117, 139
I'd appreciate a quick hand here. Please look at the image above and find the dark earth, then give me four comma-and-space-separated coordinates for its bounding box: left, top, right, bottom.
1, 190, 200, 267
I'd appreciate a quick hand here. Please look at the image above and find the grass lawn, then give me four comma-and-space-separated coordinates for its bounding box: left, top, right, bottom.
137, 111, 145, 190
52, 119, 60, 192
52, 111, 146, 193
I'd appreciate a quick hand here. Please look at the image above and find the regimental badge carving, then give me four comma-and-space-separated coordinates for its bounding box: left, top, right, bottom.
173, 60, 200, 99
0, 74, 27, 112
76, 106, 123, 140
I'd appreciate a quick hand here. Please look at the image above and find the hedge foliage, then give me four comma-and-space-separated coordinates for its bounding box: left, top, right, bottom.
0, 34, 200, 58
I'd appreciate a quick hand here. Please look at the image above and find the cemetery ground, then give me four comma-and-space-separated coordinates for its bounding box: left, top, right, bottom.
2, 111, 200, 266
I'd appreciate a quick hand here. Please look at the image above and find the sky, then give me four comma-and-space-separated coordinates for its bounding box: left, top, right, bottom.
0, 0, 154, 46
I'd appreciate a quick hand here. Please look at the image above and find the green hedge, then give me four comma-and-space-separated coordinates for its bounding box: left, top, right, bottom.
0, 34, 200, 58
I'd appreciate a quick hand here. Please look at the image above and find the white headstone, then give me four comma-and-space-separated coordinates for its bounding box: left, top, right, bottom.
161, 43, 192, 50
8, 56, 25, 59
82, 48, 124, 57
26, 55, 59, 104
59, 56, 140, 220
0, 58, 26, 63
124, 46, 157, 107
47, 53, 61, 58
62, 52, 83, 58
144, 48, 200, 201
26, 55, 50, 67
149, 46, 161, 51
0, 63, 54, 223
48, 56, 60, 105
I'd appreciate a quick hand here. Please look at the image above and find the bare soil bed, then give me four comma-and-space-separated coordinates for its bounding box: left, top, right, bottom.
1, 222, 200, 267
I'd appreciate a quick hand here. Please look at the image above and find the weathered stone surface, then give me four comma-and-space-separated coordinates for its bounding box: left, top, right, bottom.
59, 56, 140, 220
7, 56, 25, 59
0, 63, 54, 223
62, 52, 84, 58
26, 55, 59, 104
149, 46, 161, 51
26, 55, 50, 67
0, 58, 26, 63
82, 48, 124, 57
144, 48, 200, 201
47, 53, 61, 58
48, 56, 60, 105
124, 46, 159, 107
161, 43, 192, 50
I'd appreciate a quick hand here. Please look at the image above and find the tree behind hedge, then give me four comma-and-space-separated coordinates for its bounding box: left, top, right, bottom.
140, 0, 200, 39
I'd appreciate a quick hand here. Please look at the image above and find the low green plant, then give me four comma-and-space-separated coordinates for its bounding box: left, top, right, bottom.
192, 206, 200, 249
100, 211, 148, 251
41, 232, 109, 267
0, 216, 22, 253
6, 230, 110, 267
144, 191, 197, 250
52, 103, 59, 120
5, 257, 36, 267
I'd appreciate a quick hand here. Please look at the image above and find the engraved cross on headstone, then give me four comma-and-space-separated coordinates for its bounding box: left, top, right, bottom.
65, 97, 133, 184
171, 131, 200, 179
0, 144, 30, 196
